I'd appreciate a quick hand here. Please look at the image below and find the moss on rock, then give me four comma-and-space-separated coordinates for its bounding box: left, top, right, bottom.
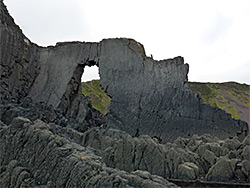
81, 80, 111, 115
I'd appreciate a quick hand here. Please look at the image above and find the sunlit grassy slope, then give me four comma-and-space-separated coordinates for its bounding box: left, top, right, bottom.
82, 80, 249, 125
81, 80, 111, 115
189, 82, 249, 124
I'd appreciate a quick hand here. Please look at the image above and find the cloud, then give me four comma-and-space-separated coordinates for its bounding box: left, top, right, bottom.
202, 14, 232, 45
4, 0, 250, 84
6, 0, 90, 46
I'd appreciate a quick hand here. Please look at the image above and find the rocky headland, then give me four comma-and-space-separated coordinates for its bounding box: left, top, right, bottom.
82, 80, 250, 128
189, 82, 250, 127
0, 0, 249, 187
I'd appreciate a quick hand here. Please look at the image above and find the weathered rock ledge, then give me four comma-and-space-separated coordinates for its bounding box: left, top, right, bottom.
1, 117, 249, 187
0, 117, 178, 188
0, 0, 249, 187
49, 121, 250, 184
0, 1, 248, 142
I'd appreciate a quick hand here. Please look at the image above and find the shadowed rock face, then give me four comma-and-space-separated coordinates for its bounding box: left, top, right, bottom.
98, 40, 248, 142
1, 1, 250, 187
0, 1, 248, 142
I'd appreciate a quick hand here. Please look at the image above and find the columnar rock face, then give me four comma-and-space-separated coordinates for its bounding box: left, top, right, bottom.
98, 39, 248, 142
1, 1, 250, 187
0, 1, 248, 141
0, 1, 40, 103
0, 1, 100, 130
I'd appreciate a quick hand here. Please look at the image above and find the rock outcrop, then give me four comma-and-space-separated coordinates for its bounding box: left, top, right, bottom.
0, 1, 103, 131
189, 82, 250, 127
98, 40, 248, 141
2, 116, 249, 186
0, 1, 248, 142
51, 124, 250, 183
0, 0, 250, 186
0, 117, 178, 188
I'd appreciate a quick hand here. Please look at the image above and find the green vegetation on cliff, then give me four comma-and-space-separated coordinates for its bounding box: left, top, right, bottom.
189, 82, 250, 124
82, 80, 249, 125
81, 80, 111, 115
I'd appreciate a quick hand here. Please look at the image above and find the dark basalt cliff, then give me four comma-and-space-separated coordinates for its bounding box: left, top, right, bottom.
1, 0, 248, 142
0, 1, 250, 187
98, 42, 248, 141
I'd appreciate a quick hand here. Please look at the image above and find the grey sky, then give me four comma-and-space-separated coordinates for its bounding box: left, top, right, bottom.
4, 0, 250, 84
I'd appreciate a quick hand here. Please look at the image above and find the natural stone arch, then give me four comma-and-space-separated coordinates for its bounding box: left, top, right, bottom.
0, 3, 248, 142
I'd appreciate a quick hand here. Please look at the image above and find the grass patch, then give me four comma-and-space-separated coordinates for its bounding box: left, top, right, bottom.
81, 80, 111, 115
189, 82, 250, 120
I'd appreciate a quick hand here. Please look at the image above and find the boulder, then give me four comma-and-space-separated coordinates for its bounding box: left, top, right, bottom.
242, 160, 250, 181
205, 157, 237, 182
177, 162, 199, 180
242, 134, 250, 147
222, 137, 241, 150
202, 149, 217, 166
241, 145, 250, 161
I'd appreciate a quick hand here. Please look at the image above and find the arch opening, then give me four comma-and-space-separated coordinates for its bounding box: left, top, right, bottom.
81, 65, 111, 115
81, 65, 100, 82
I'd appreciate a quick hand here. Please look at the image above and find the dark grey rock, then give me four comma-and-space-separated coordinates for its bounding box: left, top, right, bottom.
242, 145, 250, 161
0, 1, 102, 130
242, 160, 250, 182
0, 118, 179, 188
0, 160, 51, 188
0, 1, 248, 142
242, 134, 250, 147
222, 137, 241, 150
68, 127, 250, 183
176, 162, 199, 180
99, 39, 248, 142
1, 1, 250, 186
205, 157, 238, 182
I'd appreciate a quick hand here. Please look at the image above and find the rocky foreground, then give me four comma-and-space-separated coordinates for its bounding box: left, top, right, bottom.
0, 0, 250, 187
1, 115, 250, 187
1, 102, 249, 187
0, 117, 179, 188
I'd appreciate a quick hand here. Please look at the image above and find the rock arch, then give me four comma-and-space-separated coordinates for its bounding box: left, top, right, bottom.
0, 1, 248, 142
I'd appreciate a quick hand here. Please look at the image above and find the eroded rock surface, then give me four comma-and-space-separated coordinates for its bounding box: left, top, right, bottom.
0, 1, 248, 142
98, 39, 248, 141
0, 1, 250, 187
46, 123, 250, 183
0, 1, 103, 131
0, 117, 178, 188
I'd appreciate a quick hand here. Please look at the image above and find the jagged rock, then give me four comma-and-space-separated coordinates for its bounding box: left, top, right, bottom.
174, 137, 189, 148
222, 137, 241, 150
242, 160, 250, 181
30, 121, 250, 184
1, 1, 250, 186
197, 142, 228, 159
176, 162, 199, 180
0, 160, 54, 188
0, 1, 248, 143
242, 145, 250, 161
242, 134, 250, 147
205, 157, 239, 182
99, 38, 249, 142
202, 149, 217, 166
0, 117, 179, 188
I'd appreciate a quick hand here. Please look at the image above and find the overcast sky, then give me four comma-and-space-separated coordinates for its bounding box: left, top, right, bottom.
4, 0, 250, 84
